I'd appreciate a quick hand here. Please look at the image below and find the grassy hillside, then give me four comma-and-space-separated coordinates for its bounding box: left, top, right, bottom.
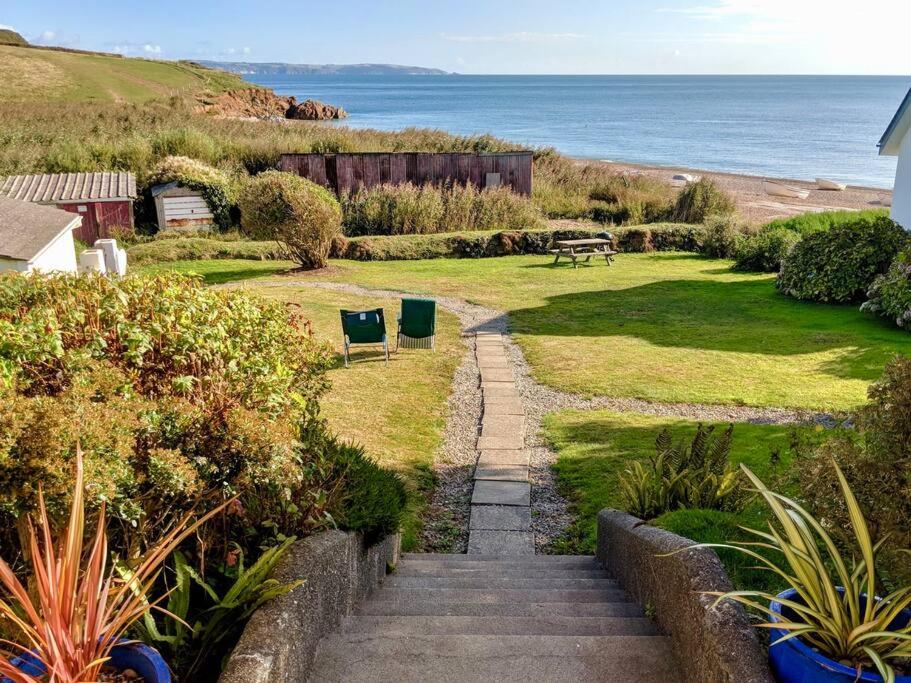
0, 45, 247, 103
0, 29, 28, 46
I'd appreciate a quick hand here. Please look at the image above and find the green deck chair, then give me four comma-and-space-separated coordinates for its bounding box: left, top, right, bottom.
397, 298, 436, 351
340, 308, 388, 367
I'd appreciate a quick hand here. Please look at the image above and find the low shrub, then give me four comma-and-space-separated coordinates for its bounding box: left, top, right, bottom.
765, 208, 890, 237
327, 440, 408, 544
862, 249, 911, 329
619, 424, 745, 520
672, 178, 736, 223
146, 156, 238, 231
777, 214, 909, 303
239, 171, 341, 269
342, 182, 543, 236
799, 355, 911, 585
733, 227, 800, 272
700, 215, 746, 259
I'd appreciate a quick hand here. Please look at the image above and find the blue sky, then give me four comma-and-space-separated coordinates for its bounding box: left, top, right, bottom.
2, 0, 909, 74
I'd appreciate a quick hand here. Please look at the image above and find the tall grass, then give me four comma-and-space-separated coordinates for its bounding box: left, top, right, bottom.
342, 182, 543, 236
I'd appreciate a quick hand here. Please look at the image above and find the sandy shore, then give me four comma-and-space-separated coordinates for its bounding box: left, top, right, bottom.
585, 159, 894, 224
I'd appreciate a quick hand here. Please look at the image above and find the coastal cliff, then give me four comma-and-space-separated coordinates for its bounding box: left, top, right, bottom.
195, 88, 347, 121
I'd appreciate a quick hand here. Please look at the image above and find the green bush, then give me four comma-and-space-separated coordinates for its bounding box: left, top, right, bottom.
862, 249, 911, 329
798, 356, 911, 585
619, 424, 745, 520
672, 178, 736, 223
777, 214, 909, 303
700, 215, 744, 259
765, 209, 890, 237
328, 440, 408, 544
127, 236, 286, 265
239, 171, 341, 269
342, 182, 543, 236
146, 156, 238, 231
733, 227, 800, 272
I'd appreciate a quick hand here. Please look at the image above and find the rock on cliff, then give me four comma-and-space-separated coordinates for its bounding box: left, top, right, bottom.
195, 89, 347, 121
286, 99, 347, 120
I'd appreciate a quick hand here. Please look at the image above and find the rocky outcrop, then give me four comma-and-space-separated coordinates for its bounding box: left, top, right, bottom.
287, 99, 347, 120
195, 89, 347, 121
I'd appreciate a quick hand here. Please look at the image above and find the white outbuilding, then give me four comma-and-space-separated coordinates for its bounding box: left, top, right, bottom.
0, 196, 81, 274
878, 87, 911, 230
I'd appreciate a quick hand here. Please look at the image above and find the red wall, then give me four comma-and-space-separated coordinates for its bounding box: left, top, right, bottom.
56, 200, 134, 243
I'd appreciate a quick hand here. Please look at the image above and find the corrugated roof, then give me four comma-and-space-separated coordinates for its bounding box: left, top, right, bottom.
0, 172, 137, 203
0, 196, 81, 262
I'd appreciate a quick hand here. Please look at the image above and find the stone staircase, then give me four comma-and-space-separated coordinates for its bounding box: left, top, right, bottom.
309, 553, 677, 682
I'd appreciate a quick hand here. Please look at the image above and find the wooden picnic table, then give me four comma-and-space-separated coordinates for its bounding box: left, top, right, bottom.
550, 238, 617, 268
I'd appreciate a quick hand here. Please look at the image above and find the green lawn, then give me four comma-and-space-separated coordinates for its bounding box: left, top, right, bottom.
544, 409, 830, 588
314, 253, 911, 411
232, 282, 463, 550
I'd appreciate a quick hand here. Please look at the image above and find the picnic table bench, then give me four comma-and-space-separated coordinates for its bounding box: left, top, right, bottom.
550, 238, 617, 268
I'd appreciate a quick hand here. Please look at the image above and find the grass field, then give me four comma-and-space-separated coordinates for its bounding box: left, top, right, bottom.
315, 253, 911, 411
146, 253, 911, 411
544, 409, 830, 588
0, 45, 245, 103
232, 282, 463, 550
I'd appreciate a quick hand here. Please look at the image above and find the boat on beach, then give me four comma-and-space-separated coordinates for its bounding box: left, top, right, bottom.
815, 177, 847, 191
762, 180, 810, 200
673, 173, 701, 183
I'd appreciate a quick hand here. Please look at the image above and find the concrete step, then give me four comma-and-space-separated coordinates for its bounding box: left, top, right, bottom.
343, 615, 659, 636
309, 634, 678, 682
356, 601, 644, 618
393, 566, 608, 579
401, 553, 599, 566
367, 587, 630, 604
383, 576, 618, 590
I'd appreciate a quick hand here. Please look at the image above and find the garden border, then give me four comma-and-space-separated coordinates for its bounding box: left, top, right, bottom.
597, 509, 773, 683
218, 529, 400, 683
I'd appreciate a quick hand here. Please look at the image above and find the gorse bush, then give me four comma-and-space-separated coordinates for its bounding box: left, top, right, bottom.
619, 424, 745, 520
672, 178, 736, 223
733, 226, 800, 272
239, 171, 341, 269
342, 182, 543, 236
799, 355, 911, 585
146, 155, 238, 231
862, 249, 911, 330
777, 214, 909, 303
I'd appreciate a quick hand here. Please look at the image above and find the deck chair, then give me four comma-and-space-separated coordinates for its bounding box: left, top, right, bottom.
397, 298, 436, 351
340, 308, 388, 367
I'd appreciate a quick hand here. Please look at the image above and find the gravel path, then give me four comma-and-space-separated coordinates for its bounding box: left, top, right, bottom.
243, 279, 837, 552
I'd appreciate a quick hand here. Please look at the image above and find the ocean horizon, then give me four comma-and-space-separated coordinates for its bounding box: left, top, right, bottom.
244, 74, 909, 188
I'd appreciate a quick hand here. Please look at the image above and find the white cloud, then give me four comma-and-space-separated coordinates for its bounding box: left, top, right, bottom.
242, 46, 251, 55
143, 44, 161, 54
0, 24, 17, 31
111, 42, 163, 56
441, 31, 585, 44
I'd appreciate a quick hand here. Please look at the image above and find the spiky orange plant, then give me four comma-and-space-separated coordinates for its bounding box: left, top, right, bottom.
0, 450, 228, 682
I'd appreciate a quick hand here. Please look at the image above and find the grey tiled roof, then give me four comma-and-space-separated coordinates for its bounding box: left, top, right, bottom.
0, 196, 81, 261
0, 172, 137, 202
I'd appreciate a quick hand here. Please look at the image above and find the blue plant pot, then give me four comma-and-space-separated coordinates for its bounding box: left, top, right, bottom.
769, 588, 911, 683
6, 639, 171, 683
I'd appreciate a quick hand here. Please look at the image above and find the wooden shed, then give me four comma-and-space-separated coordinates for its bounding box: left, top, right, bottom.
279, 152, 534, 197
151, 182, 215, 232
0, 172, 136, 244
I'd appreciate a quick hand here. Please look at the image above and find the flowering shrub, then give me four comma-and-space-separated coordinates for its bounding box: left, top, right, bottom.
862, 249, 911, 329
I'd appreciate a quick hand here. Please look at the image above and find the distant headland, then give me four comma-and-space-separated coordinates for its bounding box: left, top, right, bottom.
197, 61, 453, 76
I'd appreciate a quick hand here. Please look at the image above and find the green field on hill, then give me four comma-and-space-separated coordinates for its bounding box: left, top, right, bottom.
0, 44, 246, 103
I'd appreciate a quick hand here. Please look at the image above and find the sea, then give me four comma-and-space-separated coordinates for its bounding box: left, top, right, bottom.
246, 75, 911, 189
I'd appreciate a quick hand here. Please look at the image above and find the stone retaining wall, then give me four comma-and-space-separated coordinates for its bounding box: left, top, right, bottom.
219, 529, 400, 683
597, 509, 773, 683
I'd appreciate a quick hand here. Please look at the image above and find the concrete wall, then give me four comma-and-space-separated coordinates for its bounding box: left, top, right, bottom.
219, 530, 400, 683
31, 229, 77, 273
893, 134, 911, 231
597, 509, 772, 683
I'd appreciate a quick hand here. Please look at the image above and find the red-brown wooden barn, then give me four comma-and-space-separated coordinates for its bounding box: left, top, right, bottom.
0, 172, 137, 244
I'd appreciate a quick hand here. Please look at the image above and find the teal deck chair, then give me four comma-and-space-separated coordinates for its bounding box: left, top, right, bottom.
397, 298, 436, 351
340, 308, 388, 367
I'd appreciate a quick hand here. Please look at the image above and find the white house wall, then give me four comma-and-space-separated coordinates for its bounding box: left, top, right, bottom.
893, 133, 911, 231
30, 230, 78, 273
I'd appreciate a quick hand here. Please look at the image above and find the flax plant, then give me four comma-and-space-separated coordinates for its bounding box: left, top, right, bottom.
701, 462, 911, 683
0, 451, 230, 683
